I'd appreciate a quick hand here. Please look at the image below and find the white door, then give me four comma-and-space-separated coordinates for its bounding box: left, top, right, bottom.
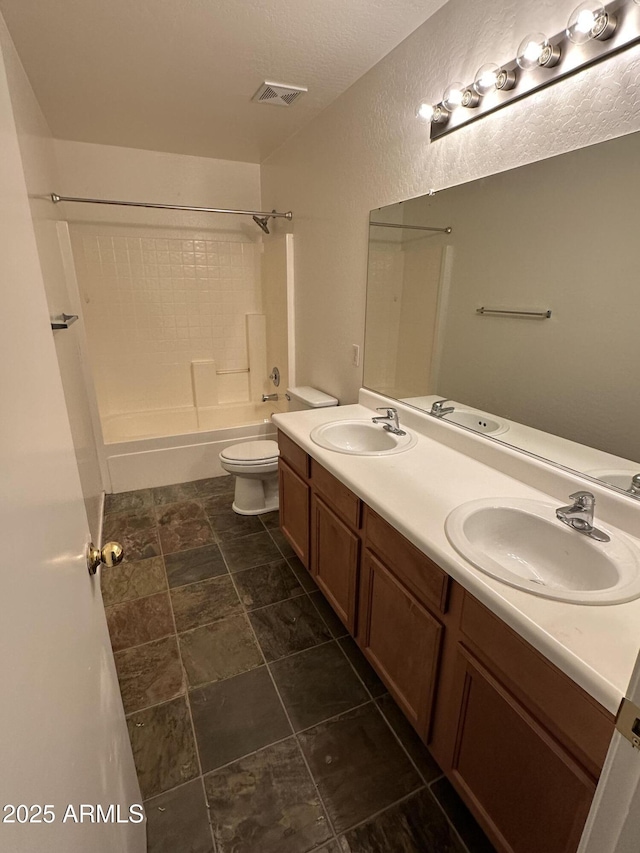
578, 654, 640, 853
0, 42, 144, 853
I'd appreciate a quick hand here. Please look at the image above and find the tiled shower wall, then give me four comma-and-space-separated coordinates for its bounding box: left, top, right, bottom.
71, 226, 261, 418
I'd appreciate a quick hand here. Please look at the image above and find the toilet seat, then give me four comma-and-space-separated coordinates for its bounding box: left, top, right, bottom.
220, 440, 279, 466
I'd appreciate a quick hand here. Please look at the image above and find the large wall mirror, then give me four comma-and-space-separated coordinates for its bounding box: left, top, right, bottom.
364, 131, 640, 499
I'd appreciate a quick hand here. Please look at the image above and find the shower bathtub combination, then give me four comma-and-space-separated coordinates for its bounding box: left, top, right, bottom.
59, 193, 295, 495
102, 399, 281, 493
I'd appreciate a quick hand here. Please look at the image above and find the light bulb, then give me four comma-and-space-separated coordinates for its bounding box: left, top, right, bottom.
566, 2, 616, 44
516, 32, 561, 70
516, 33, 547, 69
473, 63, 500, 96
416, 101, 434, 123
443, 83, 464, 111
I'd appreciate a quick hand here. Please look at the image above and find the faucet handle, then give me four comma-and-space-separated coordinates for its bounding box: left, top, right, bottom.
376, 407, 397, 417
568, 491, 595, 507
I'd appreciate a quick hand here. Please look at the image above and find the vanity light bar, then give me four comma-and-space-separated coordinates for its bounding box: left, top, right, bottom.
420, 0, 640, 141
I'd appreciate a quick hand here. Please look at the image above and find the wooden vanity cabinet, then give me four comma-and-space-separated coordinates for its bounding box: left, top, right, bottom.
309, 460, 362, 633
278, 432, 311, 567
358, 508, 449, 740
440, 593, 615, 853
277, 431, 616, 853
278, 432, 363, 631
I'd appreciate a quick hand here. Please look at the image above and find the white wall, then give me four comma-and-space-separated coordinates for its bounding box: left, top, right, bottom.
54, 140, 261, 231
54, 141, 264, 427
260, 0, 640, 404
0, 16, 104, 540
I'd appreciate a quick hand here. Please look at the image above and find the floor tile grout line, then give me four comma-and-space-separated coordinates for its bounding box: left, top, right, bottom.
160, 542, 208, 794
286, 569, 468, 842
158, 515, 216, 560
332, 635, 381, 702
290, 698, 374, 738
335, 783, 428, 838
166, 564, 231, 593
265, 536, 471, 844
374, 700, 437, 789
304, 586, 350, 641
124, 689, 188, 720
113, 489, 473, 851
242, 588, 311, 616
110, 626, 176, 656
102, 576, 169, 610
197, 732, 296, 778
142, 773, 204, 805
109, 488, 464, 852
257, 635, 336, 666
224, 565, 339, 843
427, 778, 478, 853
167, 571, 235, 600
183, 635, 350, 713
199, 774, 219, 853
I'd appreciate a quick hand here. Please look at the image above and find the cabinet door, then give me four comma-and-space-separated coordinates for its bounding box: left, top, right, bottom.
278, 459, 310, 568
310, 494, 359, 633
358, 549, 443, 739
449, 649, 596, 853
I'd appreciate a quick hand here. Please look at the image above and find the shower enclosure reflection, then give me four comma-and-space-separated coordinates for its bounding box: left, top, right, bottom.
364, 131, 640, 497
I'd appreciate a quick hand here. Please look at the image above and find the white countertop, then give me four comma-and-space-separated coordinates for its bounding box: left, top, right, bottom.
273, 395, 640, 715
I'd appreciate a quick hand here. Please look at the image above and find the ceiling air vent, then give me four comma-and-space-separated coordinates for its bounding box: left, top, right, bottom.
252, 81, 308, 107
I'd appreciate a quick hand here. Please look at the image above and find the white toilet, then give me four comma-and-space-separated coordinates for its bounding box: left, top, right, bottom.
219, 386, 339, 515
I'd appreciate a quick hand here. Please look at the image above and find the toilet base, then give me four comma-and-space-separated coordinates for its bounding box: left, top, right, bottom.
232, 496, 279, 516
231, 471, 279, 516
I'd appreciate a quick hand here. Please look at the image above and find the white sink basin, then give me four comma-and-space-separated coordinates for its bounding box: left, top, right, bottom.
445, 497, 640, 604
442, 409, 509, 436
310, 419, 417, 456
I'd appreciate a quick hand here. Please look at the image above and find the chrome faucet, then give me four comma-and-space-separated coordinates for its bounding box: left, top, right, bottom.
628, 474, 640, 497
430, 398, 455, 418
262, 393, 278, 402
371, 407, 406, 436
555, 491, 610, 542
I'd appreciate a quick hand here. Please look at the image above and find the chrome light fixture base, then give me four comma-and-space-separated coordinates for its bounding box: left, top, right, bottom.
496, 68, 517, 90
429, 0, 639, 141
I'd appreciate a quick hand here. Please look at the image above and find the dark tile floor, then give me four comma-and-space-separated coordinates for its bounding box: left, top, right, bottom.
102, 476, 496, 853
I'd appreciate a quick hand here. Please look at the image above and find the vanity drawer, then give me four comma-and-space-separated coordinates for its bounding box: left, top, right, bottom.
459, 593, 615, 778
277, 430, 310, 480
364, 507, 449, 614
311, 460, 361, 530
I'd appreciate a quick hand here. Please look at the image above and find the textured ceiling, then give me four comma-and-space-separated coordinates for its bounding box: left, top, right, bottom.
0, 0, 448, 163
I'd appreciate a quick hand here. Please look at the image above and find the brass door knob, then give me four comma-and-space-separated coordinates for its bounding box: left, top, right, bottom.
87, 541, 124, 576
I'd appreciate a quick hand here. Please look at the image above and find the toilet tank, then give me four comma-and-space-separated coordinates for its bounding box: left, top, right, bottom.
285, 386, 338, 411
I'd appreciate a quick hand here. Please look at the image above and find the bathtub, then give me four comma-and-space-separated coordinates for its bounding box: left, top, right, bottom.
103, 401, 281, 492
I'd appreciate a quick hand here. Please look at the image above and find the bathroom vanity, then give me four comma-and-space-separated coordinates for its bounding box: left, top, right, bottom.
273, 394, 640, 853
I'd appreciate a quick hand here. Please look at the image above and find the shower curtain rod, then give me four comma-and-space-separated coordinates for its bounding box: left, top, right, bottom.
50, 193, 293, 221
370, 221, 452, 234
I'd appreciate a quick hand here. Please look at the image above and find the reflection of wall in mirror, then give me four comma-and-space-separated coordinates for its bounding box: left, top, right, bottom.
364, 240, 403, 394
367, 134, 640, 466
364, 234, 447, 400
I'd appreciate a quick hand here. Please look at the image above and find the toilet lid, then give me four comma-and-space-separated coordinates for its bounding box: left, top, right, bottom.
220, 440, 280, 463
